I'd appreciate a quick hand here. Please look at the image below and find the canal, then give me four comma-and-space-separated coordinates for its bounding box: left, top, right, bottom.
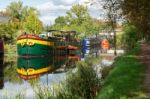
0, 47, 115, 98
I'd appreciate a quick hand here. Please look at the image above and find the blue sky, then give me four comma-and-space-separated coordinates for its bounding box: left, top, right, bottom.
0, 0, 103, 25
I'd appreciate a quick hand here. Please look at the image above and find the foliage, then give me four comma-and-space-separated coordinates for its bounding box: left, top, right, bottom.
90, 0, 150, 42
122, 23, 139, 50
34, 56, 101, 99
34, 85, 53, 99
4, 44, 16, 55
121, 0, 150, 41
23, 9, 43, 34
0, 1, 43, 44
15, 91, 25, 99
89, 0, 121, 55
116, 32, 124, 49
100, 66, 113, 80
4, 60, 22, 84
6, 1, 27, 30
54, 56, 101, 99
50, 4, 105, 38
0, 24, 17, 43
97, 44, 147, 99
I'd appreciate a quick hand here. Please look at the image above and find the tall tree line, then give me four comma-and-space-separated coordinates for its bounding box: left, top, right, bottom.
0, 1, 43, 43
50, 4, 107, 38
89, 0, 150, 50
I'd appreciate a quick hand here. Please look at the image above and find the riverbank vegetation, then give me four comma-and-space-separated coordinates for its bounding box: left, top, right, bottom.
33, 56, 102, 99
1, 0, 150, 98
97, 44, 147, 99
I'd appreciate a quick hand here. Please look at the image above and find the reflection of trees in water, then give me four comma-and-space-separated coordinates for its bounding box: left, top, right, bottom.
4, 59, 22, 84
3, 54, 80, 87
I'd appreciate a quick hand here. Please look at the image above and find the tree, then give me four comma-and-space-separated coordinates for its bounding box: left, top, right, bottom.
23, 9, 43, 34
55, 16, 67, 25
103, 0, 121, 55
50, 16, 67, 30
122, 23, 138, 50
66, 4, 90, 25
121, 0, 150, 41
50, 4, 105, 38
0, 23, 16, 43
1, 1, 44, 43
89, 0, 121, 55
6, 1, 27, 29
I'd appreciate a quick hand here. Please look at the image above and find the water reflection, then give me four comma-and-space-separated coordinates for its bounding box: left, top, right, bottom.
0, 50, 81, 98
17, 54, 81, 80
17, 57, 53, 80
0, 46, 115, 98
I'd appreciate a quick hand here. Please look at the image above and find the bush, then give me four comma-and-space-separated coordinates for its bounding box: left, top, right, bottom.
122, 23, 139, 50
56, 60, 101, 99
4, 44, 17, 55
101, 66, 113, 80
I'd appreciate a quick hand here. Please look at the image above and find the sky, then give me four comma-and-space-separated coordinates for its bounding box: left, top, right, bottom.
0, 0, 103, 25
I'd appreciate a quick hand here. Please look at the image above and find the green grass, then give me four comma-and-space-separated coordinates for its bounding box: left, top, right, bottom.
97, 44, 147, 99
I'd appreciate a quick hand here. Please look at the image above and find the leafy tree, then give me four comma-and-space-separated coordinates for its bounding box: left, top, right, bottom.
55, 16, 67, 26
66, 4, 90, 25
122, 23, 138, 50
6, 1, 27, 29
50, 16, 67, 30
50, 4, 105, 38
0, 1, 44, 44
23, 9, 43, 34
121, 0, 150, 41
0, 23, 16, 43
89, 0, 121, 55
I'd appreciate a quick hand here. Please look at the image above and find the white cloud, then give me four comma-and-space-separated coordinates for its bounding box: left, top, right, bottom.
51, 0, 77, 6
0, 8, 6, 12
36, 0, 102, 25
36, 1, 73, 25
1, 0, 102, 25
36, 1, 71, 13
78, 0, 90, 5
39, 15, 57, 25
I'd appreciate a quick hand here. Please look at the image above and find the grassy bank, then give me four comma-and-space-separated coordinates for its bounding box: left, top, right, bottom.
97, 45, 147, 99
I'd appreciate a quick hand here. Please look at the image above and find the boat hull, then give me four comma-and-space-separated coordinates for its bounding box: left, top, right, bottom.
17, 42, 53, 56
17, 35, 54, 56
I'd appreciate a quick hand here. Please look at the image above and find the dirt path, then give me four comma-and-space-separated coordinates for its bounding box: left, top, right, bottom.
139, 43, 150, 95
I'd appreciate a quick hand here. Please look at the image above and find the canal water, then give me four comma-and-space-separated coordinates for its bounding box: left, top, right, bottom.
0, 52, 81, 98
0, 47, 115, 98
